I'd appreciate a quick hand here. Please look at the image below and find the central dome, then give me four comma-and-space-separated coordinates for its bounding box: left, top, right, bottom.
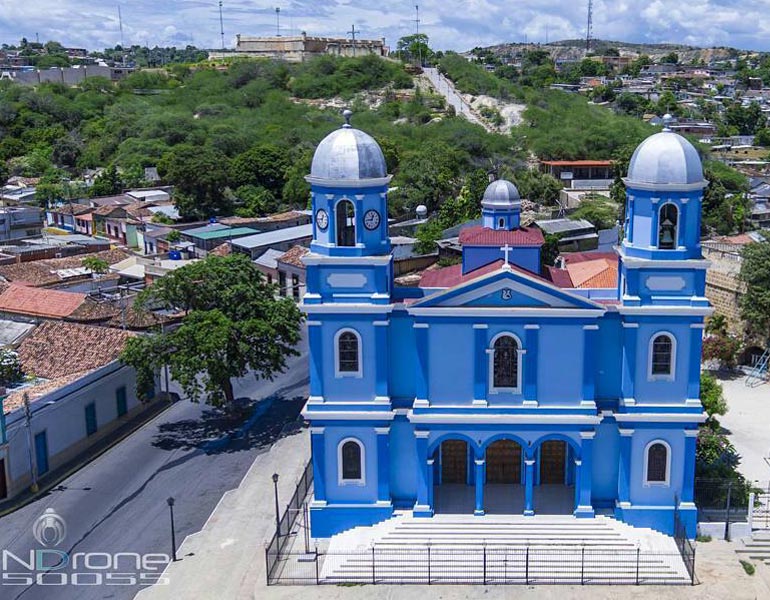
482, 179, 521, 209
310, 110, 387, 181
626, 119, 706, 189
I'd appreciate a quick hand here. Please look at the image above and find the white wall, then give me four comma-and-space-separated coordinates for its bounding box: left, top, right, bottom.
1, 361, 157, 499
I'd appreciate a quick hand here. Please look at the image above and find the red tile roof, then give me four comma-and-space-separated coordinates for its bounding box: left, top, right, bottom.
0, 284, 86, 318
540, 160, 613, 167
278, 245, 310, 268
459, 225, 545, 247
17, 321, 135, 379
562, 250, 618, 264
546, 266, 574, 288
420, 259, 548, 288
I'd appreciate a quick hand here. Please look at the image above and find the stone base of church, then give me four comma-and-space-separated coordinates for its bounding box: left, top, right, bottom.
573, 504, 596, 518
310, 501, 394, 538
614, 502, 697, 537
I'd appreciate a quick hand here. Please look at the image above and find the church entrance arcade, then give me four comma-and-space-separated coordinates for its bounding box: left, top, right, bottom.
424, 432, 595, 519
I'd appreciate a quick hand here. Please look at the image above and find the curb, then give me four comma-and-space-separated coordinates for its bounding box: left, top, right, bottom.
0, 395, 178, 518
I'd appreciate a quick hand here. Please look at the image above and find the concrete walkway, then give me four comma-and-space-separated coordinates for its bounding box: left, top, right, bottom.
422, 67, 492, 132
717, 373, 770, 485
135, 428, 310, 600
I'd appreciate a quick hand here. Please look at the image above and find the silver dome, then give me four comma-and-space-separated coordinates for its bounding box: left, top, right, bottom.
309, 113, 387, 181
626, 128, 707, 190
482, 179, 521, 209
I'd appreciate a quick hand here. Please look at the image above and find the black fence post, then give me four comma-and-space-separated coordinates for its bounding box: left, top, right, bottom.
691, 544, 696, 586
635, 547, 640, 585
315, 544, 320, 585
483, 545, 487, 585
581, 546, 585, 585
724, 481, 733, 541
427, 545, 431, 585
371, 546, 376, 584
265, 545, 270, 586
525, 546, 530, 585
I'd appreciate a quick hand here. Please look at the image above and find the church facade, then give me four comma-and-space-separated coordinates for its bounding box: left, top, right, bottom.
302, 111, 710, 539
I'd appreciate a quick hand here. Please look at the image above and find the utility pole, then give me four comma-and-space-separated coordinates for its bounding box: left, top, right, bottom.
348, 24, 357, 58
219, 1, 225, 51
118, 5, 125, 65
275, 7, 281, 37
414, 4, 421, 67
23, 393, 38, 493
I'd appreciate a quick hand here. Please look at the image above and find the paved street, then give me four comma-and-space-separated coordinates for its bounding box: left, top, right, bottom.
0, 331, 308, 600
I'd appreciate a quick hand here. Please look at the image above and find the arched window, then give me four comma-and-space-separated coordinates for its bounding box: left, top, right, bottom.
658, 203, 678, 250
338, 438, 365, 484
644, 441, 670, 485
335, 329, 362, 377
491, 334, 521, 392
498, 217, 505, 229
649, 333, 675, 379
336, 200, 356, 247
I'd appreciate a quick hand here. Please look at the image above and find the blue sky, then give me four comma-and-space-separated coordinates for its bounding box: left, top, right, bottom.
1, 0, 770, 52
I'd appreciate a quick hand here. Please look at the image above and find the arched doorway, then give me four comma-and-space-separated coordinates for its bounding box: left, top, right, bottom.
536, 439, 576, 515
485, 439, 524, 514
434, 439, 472, 514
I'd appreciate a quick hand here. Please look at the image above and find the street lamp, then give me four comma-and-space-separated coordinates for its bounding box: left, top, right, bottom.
272, 473, 280, 538
167, 497, 177, 562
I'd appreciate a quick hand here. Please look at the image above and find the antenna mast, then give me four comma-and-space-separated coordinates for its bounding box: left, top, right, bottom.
586, 0, 593, 52
414, 4, 421, 66
118, 5, 124, 48
275, 7, 281, 37
348, 24, 357, 58
219, 1, 225, 50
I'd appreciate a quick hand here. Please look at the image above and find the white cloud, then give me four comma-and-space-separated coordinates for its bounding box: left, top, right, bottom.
1, 1, 769, 51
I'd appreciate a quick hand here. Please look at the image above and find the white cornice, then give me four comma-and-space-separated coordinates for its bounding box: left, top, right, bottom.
622, 177, 708, 192
408, 307, 605, 318
618, 306, 714, 316
302, 410, 395, 421
408, 412, 602, 425
302, 254, 393, 265
302, 304, 394, 314
306, 175, 393, 188
614, 412, 707, 423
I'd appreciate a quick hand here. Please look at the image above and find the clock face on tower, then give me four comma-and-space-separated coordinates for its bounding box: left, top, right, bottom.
315, 209, 329, 231
363, 209, 381, 231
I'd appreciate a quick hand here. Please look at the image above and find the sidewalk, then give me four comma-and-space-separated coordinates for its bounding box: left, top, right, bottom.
136, 428, 310, 600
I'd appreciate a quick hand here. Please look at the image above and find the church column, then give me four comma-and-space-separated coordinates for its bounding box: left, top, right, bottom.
650, 197, 660, 246
626, 196, 635, 244
575, 432, 595, 517
681, 430, 698, 506
524, 458, 535, 516
310, 427, 326, 504
374, 321, 390, 402
414, 431, 433, 517
573, 458, 582, 511
414, 324, 430, 407
621, 323, 638, 404
523, 325, 539, 405
307, 321, 324, 400
375, 427, 390, 504
473, 325, 488, 405
582, 325, 599, 404
687, 324, 705, 401
474, 453, 485, 516
617, 429, 634, 507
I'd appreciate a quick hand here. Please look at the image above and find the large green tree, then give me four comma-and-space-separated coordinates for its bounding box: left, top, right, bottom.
739, 233, 770, 341
121, 254, 303, 408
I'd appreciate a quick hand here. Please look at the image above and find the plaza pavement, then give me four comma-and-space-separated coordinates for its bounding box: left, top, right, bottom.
717, 373, 770, 485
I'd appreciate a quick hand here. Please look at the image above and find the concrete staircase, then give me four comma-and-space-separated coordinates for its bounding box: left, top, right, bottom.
320, 513, 690, 585
736, 530, 770, 563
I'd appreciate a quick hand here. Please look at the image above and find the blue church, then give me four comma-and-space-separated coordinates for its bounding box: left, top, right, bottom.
302, 111, 710, 539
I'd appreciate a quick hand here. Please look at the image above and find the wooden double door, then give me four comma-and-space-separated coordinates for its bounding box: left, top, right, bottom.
486, 440, 522, 484
441, 440, 468, 484
539, 440, 567, 484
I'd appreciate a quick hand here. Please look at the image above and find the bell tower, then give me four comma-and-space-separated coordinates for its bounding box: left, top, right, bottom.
618, 115, 710, 308
303, 110, 393, 306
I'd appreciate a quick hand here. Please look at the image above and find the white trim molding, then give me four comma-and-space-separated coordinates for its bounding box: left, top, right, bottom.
310, 427, 326, 435
643, 439, 671, 487
614, 412, 707, 424
579, 431, 596, 440
334, 327, 363, 379
337, 437, 366, 487
684, 429, 699, 437
409, 412, 602, 426
619, 428, 635, 437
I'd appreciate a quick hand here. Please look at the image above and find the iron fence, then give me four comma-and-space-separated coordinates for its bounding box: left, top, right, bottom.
268, 545, 693, 586
265, 458, 313, 583
673, 498, 696, 585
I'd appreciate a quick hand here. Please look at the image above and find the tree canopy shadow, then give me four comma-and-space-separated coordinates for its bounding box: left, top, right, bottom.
152, 395, 306, 454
